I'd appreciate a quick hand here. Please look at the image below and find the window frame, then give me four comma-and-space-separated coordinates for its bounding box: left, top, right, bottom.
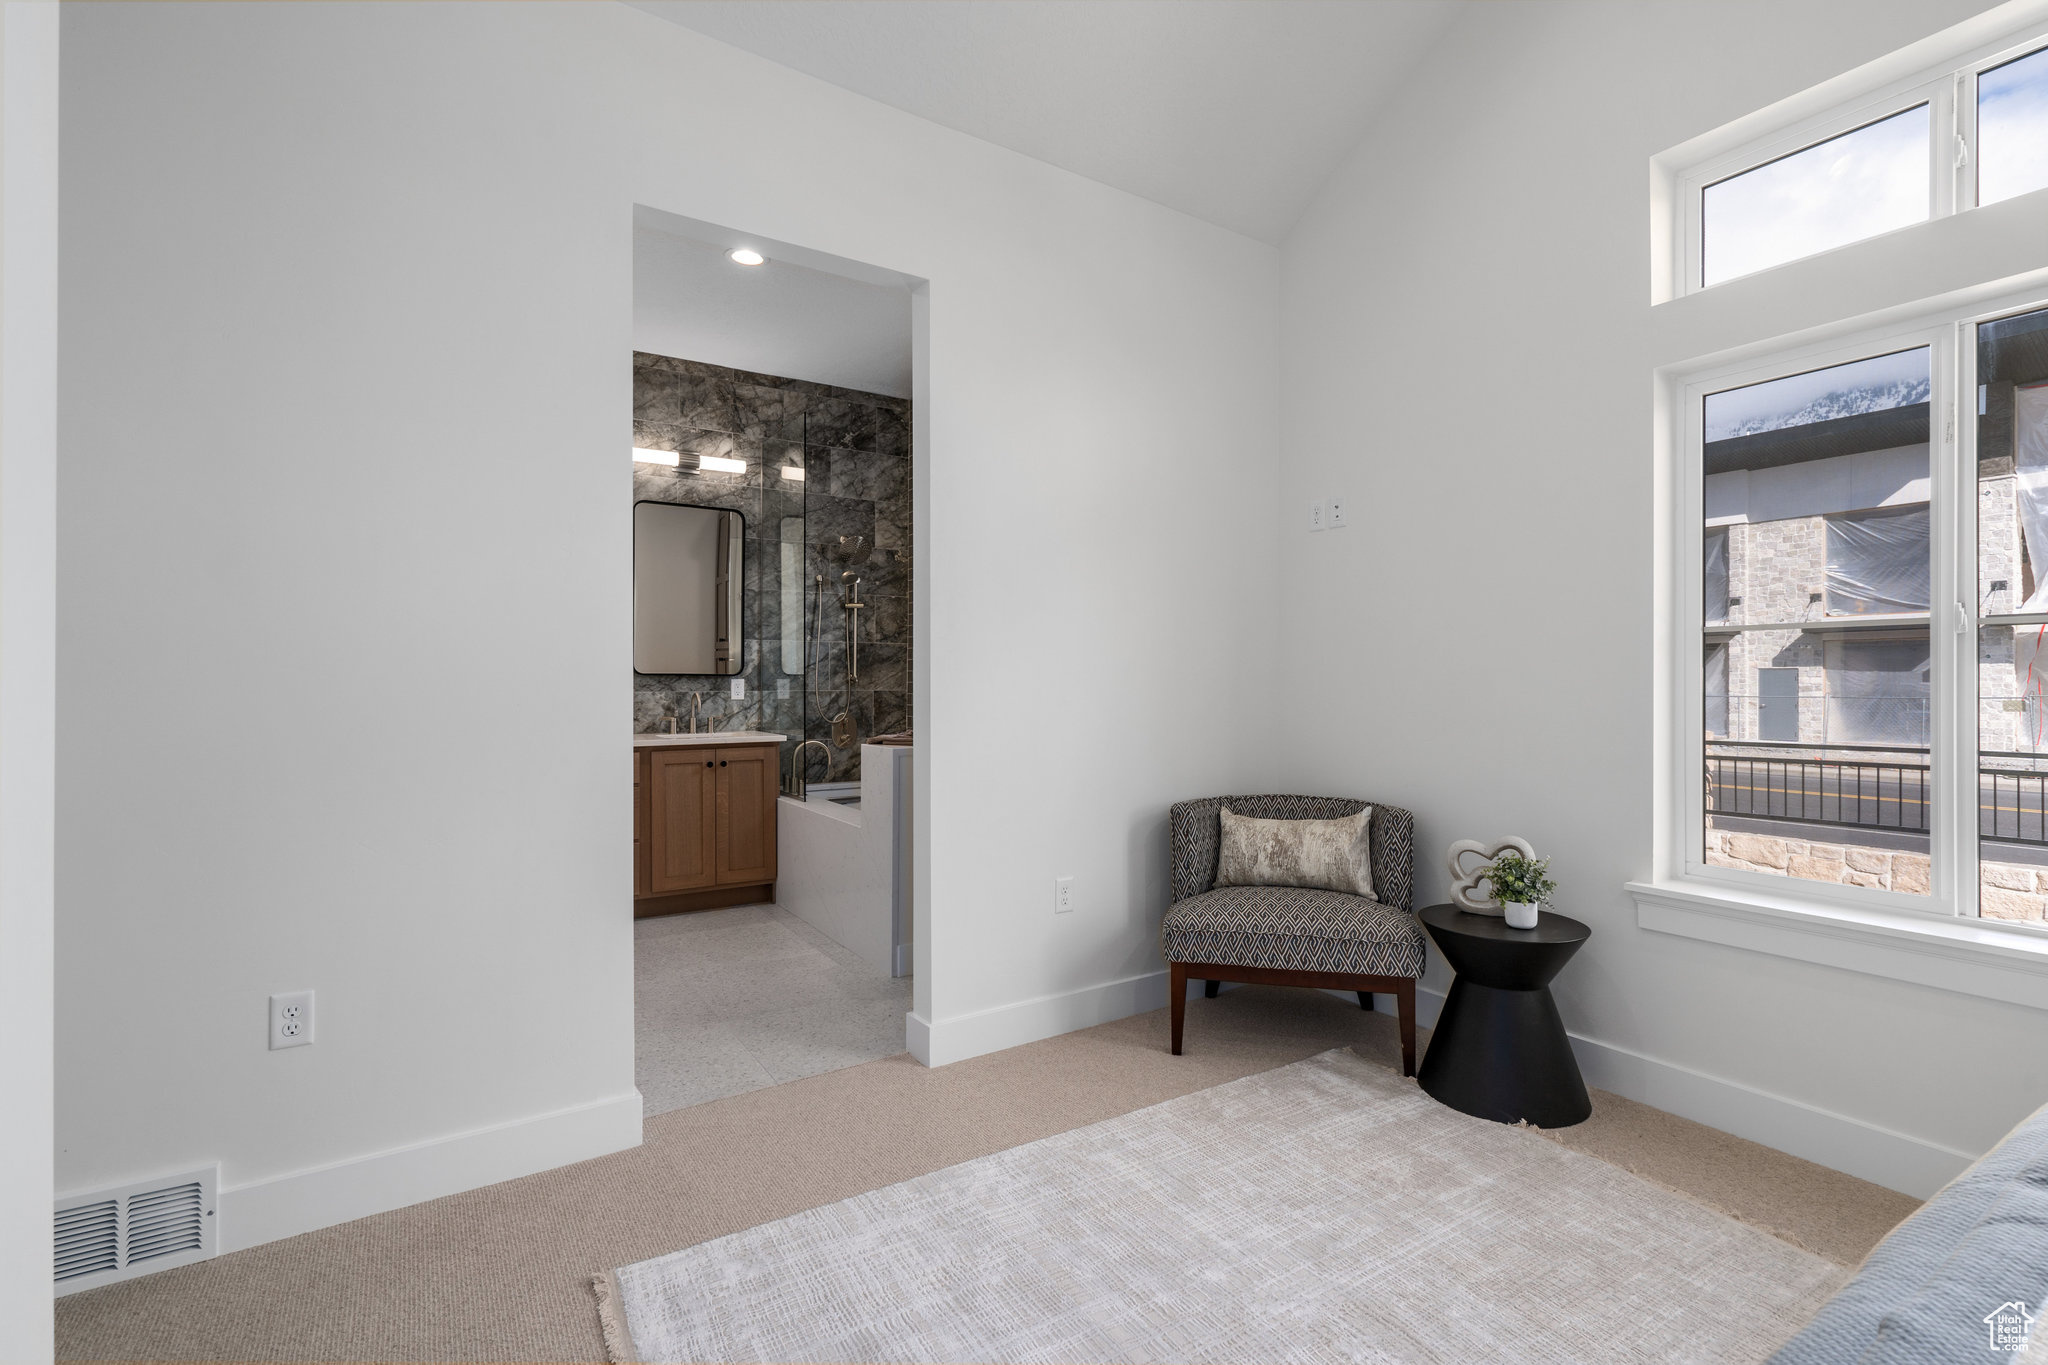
1675, 321, 1959, 918
1673, 26, 2048, 296
1668, 289, 2048, 942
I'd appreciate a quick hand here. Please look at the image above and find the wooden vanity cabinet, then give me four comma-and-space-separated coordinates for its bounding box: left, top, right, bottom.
635, 740, 778, 915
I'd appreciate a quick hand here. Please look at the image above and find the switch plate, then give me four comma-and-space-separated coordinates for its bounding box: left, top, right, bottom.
776, 679, 789, 699
1054, 876, 1075, 914
1309, 498, 1326, 532
730, 678, 745, 699
269, 990, 314, 1051
1329, 496, 1348, 528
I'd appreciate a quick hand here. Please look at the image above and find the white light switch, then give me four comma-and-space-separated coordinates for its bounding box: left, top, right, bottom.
730, 679, 745, 699
1309, 498, 1327, 532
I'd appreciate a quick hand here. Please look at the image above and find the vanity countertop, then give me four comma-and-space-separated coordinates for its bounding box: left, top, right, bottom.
633, 730, 787, 748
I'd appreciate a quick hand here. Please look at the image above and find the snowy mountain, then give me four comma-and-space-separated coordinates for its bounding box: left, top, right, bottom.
1713, 378, 1930, 440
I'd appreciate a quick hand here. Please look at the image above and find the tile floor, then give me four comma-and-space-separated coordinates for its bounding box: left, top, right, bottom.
635, 902, 912, 1117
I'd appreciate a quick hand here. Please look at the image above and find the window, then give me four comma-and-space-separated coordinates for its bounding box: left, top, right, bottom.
1696, 346, 1934, 896
1702, 106, 1929, 287
1656, 19, 2048, 983
1978, 44, 2048, 206
1676, 30, 2048, 293
1976, 304, 2048, 920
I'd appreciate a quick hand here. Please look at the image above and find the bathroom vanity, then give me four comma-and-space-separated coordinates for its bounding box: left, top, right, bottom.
634, 732, 784, 916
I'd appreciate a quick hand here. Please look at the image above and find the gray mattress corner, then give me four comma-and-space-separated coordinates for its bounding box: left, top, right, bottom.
1768, 1098, 2048, 1365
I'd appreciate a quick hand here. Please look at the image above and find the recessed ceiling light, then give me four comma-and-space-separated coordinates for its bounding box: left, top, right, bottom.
728, 248, 765, 266
632, 447, 680, 466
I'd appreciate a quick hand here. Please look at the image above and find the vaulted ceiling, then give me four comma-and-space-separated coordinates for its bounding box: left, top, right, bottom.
623, 0, 1467, 244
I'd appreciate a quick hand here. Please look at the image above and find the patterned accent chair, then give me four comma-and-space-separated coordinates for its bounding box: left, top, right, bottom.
1160, 795, 1424, 1076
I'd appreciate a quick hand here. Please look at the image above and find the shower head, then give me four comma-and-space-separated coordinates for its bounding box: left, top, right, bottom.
825, 535, 872, 565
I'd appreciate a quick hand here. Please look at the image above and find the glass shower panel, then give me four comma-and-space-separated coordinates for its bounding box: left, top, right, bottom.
765, 419, 808, 795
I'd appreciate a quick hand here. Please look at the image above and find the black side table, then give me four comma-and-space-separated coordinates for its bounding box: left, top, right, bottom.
1416, 903, 1592, 1128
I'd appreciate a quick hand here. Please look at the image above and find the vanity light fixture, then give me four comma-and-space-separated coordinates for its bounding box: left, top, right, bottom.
728, 248, 766, 266
632, 447, 681, 467
698, 453, 747, 474
780, 465, 806, 481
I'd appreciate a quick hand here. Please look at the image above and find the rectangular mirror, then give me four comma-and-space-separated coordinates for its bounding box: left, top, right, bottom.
634, 500, 744, 675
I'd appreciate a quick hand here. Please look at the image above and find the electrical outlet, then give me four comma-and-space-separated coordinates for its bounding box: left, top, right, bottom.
776, 678, 789, 699
1329, 496, 1348, 528
1054, 876, 1075, 914
269, 990, 314, 1051
1308, 498, 1326, 532
730, 678, 745, 699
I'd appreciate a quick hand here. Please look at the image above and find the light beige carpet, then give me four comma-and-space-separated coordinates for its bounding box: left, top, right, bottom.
56, 987, 1917, 1363
598, 1048, 1845, 1365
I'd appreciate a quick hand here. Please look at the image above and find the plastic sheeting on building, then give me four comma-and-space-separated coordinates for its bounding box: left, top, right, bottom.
2019, 384, 2048, 611
1704, 528, 1729, 622
1825, 503, 1930, 615
1704, 642, 1729, 737
1824, 635, 1930, 745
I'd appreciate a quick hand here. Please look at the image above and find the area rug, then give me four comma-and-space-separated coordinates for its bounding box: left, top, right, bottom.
594, 1048, 1842, 1363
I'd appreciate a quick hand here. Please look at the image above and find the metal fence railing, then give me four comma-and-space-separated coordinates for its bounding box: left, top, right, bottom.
1705, 741, 2048, 847
1705, 742, 1930, 836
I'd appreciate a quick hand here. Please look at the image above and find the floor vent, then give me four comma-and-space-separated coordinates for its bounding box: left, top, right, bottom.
54, 1165, 218, 1296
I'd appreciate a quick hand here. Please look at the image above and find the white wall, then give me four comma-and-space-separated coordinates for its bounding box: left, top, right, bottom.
633, 214, 914, 398
2, 2, 59, 1353
1280, 0, 2048, 1195
57, 0, 1279, 1250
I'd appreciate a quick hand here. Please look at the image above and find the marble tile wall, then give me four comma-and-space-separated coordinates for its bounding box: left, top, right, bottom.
632, 353, 911, 789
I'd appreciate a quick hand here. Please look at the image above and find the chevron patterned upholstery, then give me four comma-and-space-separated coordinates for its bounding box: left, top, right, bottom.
1162, 795, 1422, 978
1160, 885, 1425, 976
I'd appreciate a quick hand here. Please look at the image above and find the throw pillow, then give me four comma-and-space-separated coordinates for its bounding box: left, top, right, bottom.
1216, 805, 1376, 900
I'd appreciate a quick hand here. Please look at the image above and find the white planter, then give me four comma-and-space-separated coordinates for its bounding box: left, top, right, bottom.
1503, 900, 1540, 929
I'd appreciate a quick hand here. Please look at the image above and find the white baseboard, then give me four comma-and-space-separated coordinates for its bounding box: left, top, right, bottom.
905, 1010, 932, 1066
219, 1090, 643, 1253
917, 970, 1171, 1067
1381, 985, 1973, 1198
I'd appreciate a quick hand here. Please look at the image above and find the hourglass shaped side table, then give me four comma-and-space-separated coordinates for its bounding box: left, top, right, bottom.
1415, 903, 1592, 1128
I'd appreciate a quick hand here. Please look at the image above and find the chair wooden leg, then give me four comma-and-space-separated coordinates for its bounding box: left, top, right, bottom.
1396, 978, 1416, 1078
1170, 962, 1187, 1055
1357, 991, 1372, 1012
1204, 979, 1220, 999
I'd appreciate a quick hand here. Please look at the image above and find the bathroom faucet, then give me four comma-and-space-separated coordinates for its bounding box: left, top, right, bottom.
688, 691, 702, 734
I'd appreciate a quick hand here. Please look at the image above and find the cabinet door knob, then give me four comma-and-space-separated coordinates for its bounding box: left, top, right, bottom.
720, 760, 728, 766
704, 760, 713, 767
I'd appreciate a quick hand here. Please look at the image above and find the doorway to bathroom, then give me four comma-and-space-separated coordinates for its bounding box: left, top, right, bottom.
628, 206, 919, 1117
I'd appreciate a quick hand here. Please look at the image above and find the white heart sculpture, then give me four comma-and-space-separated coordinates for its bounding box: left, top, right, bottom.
1446, 836, 1538, 916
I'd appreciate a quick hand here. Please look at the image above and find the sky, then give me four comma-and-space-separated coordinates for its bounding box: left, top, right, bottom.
1981, 45, 2048, 206
1702, 105, 1928, 287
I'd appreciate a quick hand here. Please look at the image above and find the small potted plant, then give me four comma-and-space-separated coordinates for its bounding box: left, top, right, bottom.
1482, 853, 1556, 929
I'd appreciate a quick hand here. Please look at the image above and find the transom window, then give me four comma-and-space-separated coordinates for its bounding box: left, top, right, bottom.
1679, 31, 2048, 291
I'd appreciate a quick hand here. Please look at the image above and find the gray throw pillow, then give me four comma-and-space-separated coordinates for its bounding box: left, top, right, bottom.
1215, 805, 1376, 900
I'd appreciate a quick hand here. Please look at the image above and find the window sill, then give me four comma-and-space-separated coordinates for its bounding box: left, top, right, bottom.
1629, 879, 2048, 1011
